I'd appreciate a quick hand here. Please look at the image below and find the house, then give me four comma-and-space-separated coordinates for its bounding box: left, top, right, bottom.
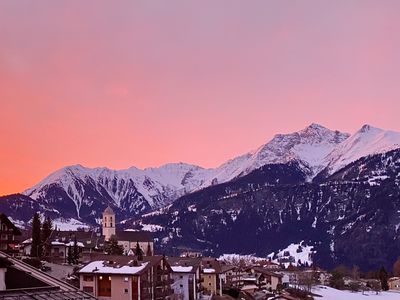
21, 238, 32, 256
246, 267, 283, 291
201, 258, 222, 296
0, 250, 96, 299
388, 277, 400, 290
0, 214, 21, 255
168, 257, 202, 300
302, 267, 331, 285
220, 265, 243, 288
38, 229, 103, 263
279, 270, 300, 287
79, 254, 173, 299
102, 206, 154, 256
259, 260, 281, 270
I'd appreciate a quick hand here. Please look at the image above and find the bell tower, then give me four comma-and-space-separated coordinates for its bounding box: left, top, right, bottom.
102, 206, 116, 241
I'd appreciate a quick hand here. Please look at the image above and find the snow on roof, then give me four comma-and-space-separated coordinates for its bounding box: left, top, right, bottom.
242, 276, 257, 281
241, 284, 258, 290
65, 241, 85, 247
171, 266, 193, 273
51, 241, 66, 246
79, 260, 148, 275
22, 238, 32, 244
203, 268, 216, 274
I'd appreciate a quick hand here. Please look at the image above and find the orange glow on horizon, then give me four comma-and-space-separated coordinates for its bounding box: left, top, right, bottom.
1, 1, 400, 195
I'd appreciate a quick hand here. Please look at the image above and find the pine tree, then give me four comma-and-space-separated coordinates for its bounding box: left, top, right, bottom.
146, 242, 152, 256
104, 236, 124, 255
135, 242, 143, 261
67, 246, 74, 264
31, 212, 42, 257
41, 217, 52, 257
379, 266, 389, 291
73, 235, 79, 264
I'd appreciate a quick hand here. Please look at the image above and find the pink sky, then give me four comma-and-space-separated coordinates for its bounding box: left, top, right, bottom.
1, 1, 400, 195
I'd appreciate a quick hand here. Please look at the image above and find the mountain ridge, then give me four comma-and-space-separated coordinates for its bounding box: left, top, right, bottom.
2, 123, 399, 226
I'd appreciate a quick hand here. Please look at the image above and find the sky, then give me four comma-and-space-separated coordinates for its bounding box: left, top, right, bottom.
1, 1, 400, 195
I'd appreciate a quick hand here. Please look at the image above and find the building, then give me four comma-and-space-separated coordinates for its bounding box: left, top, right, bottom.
389, 277, 400, 290
168, 257, 202, 300
0, 250, 96, 299
79, 254, 173, 299
102, 206, 154, 256
250, 267, 283, 291
220, 265, 245, 289
201, 258, 222, 296
0, 214, 21, 255
31, 229, 105, 263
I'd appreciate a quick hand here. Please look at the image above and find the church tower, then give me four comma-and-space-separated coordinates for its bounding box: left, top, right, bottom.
102, 206, 116, 241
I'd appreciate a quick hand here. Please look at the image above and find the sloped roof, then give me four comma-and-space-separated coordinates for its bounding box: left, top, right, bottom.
202, 257, 222, 274
167, 257, 201, 273
116, 230, 153, 242
251, 266, 283, 278
0, 214, 22, 236
0, 287, 97, 299
79, 255, 170, 275
103, 206, 115, 214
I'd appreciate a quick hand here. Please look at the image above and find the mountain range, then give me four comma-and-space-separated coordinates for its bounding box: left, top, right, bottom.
1, 123, 400, 269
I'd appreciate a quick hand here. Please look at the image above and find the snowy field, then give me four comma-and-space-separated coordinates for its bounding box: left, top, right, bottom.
314, 286, 400, 300
52, 218, 90, 231
268, 241, 315, 267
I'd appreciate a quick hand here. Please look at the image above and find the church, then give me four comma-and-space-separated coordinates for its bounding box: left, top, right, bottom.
102, 206, 154, 256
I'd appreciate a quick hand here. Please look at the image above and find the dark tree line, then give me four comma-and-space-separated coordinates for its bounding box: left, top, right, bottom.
31, 212, 53, 258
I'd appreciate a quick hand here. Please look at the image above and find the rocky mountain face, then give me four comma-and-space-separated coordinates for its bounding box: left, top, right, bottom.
142, 149, 400, 271
2, 123, 400, 270
10, 123, 351, 223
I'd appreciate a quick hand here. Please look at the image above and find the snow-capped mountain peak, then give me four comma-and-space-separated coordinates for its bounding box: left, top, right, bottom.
204, 123, 350, 185
323, 124, 400, 174
21, 123, 400, 222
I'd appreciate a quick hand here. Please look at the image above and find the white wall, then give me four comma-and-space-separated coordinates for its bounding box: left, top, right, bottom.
171, 273, 192, 300
0, 268, 6, 291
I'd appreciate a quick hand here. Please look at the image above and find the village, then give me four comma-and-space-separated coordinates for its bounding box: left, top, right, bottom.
0, 208, 400, 300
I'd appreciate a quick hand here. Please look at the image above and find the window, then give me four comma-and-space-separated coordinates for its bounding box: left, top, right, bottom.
83, 275, 93, 282
209, 283, 211, 286
83, 286, 93, 293
180, 275, 183, 279
180, 284, 183, 288
109, 223, 112, 227
124, 288, 128, 294
124, 277, 129, 282
98, 275, 111, 297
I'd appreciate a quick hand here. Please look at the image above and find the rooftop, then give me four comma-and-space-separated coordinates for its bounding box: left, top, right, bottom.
116, 230, 153, 243
103, 206, 115, 215
0, 286, 96, 300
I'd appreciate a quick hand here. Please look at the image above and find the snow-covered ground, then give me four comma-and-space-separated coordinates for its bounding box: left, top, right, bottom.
314, 286, 400, 300
52, 218, 90, 231
218, 254, 266, 265
125, 223, 164, 232
268, 241, 315, 267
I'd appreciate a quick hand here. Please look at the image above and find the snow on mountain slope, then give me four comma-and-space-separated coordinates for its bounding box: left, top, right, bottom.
205, 123, 349, 185
21, 123, 400, 222
24, 163, 212, 215
323, 124, 400, 175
